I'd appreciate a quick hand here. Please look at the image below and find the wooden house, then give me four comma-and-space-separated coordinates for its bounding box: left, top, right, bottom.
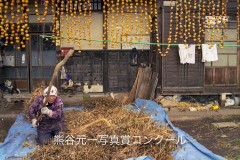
0, 0, 239, 97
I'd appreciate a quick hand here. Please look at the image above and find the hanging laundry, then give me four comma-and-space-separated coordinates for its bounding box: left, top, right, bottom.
178, 44, 196, 64
202, 44, 218, 62
21, 54, 25, 64
60, 66, 67, 80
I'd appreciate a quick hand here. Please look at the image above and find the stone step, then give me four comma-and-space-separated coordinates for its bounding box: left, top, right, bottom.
211, 122, 239, 129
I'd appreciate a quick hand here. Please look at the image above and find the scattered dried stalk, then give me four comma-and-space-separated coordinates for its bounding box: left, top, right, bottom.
26, 97, 176, 160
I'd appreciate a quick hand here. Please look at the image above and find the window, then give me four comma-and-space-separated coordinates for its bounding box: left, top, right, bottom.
62, 0, 102, 12
90, 0, 102, 11
79, 0, 102, 11
204, 17, 237, 67
204, 16, 238, 86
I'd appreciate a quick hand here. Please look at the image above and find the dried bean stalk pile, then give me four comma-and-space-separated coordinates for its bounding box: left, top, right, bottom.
24, 87, 44, 119
27, 97, 176, 160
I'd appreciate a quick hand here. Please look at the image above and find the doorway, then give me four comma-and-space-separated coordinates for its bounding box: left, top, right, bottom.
29, 34, 56, 91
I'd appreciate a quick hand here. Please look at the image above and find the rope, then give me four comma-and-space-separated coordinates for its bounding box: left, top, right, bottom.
39, 35, 240, 47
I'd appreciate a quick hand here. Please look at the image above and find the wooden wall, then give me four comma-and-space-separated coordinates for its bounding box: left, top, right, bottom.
158, 2, 240, 95
64, 50, 144, 93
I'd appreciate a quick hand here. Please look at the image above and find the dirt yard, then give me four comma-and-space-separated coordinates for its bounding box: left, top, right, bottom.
0, 117, 16, 142
0, 101, 240, 160
172, 115, 240, 160
0, 101, 24, 143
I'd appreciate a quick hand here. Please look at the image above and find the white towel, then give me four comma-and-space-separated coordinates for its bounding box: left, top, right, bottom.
178, 44, 196, 64
202, 44, 218, 62
60, 66, 67, 79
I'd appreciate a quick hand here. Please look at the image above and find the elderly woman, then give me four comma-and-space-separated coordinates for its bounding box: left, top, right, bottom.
28, 85, 65, 145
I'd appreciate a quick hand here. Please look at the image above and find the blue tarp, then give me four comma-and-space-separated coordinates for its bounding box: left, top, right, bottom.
0, 99, 226, 160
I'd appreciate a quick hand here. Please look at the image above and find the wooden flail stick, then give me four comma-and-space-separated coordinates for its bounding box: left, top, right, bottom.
36, 49, 74, 124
